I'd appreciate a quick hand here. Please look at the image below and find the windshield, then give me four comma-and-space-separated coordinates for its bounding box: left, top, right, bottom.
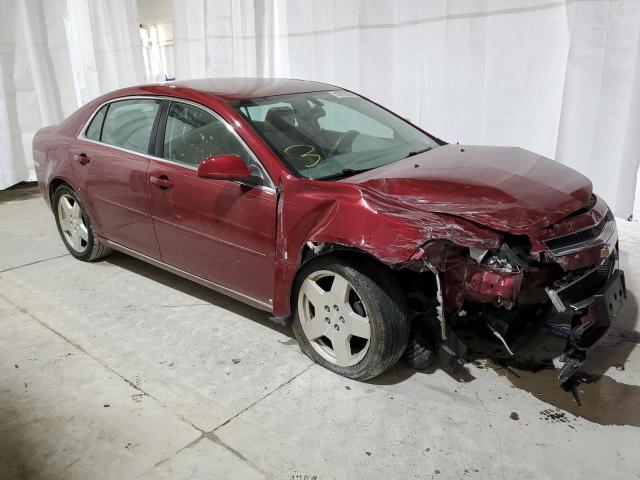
231, 90, 439, 180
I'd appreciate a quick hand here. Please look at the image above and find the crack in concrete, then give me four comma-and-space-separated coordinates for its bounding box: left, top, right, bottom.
147, 430, 271, 478
213, 363, 315, 433
148, 434, 206, 471
0, 291, 307, 479
147, 363, 314, 478
204, 431, 269, 476
0, 253, 70, 273
0, 293, 162, 407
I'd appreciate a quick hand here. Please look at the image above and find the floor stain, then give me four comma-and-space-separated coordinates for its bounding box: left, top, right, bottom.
131, 393, 143, 403
539, 408, 571, 424
494, 364, 640, 427
465, 320, 640, 427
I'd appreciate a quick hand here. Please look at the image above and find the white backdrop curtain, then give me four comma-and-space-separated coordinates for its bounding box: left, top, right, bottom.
0, 0, 144, 190
173, 0, 640, 219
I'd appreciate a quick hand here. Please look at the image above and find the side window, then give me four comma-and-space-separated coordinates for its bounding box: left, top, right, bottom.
318, 100, 394, 139
101, 99, 160, 154
85, 104, 108, 141
163, 102, 252, 168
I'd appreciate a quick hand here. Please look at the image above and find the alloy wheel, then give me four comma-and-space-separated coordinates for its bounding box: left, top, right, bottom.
297, 270, 371, 367
57, 194, 89, 253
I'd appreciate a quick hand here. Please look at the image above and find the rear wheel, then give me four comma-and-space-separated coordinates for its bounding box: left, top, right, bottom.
53, 185, 111, 261
292, 256, 410, 380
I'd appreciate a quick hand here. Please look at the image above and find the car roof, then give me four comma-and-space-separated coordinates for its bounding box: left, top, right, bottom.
164, 78, 338, 101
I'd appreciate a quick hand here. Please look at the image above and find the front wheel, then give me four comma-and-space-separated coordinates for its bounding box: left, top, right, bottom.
292, 256, 410, 381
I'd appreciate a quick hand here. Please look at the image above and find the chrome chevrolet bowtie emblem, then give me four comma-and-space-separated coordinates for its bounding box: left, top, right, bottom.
601, 244, 611, 258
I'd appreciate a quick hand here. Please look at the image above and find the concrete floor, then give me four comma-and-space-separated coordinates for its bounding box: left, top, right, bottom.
1, 185, 640, 480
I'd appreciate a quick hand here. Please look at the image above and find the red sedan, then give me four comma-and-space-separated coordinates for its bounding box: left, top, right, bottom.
33, 78, 625, 383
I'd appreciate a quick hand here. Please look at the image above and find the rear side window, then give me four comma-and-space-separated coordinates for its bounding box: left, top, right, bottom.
85, 105, 108, 141
100, 99, 160, 154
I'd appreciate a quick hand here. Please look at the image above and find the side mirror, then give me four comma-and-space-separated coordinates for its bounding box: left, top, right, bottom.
197, 154, 252, 180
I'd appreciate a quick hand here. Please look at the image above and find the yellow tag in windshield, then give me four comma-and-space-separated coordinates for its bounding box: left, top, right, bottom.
284, 144, 322, 168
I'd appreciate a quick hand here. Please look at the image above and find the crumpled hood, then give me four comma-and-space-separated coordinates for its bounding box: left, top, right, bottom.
347, 144, 592, 234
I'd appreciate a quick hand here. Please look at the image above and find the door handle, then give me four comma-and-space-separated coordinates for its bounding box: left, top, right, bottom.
73, 153, 90, 165
150, 175, 173, 189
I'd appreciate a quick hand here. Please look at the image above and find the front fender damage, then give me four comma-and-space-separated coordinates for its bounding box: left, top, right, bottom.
271, 174, 502, 318
405, 240, 535, 368
272, 175, 624, 397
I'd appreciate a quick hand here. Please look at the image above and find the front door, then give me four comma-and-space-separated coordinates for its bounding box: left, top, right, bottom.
148, 100, 277, 304
71, 98, 162, 258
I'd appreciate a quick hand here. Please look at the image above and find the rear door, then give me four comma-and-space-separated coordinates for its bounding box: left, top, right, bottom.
71, 98, 163, 258
147, 100, 277, 305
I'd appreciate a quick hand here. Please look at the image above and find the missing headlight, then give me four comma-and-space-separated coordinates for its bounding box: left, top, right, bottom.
474, 244, 528, 272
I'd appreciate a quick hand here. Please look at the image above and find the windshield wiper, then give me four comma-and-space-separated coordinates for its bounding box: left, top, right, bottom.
316, 168, 374, 181
404, 146, 433, 158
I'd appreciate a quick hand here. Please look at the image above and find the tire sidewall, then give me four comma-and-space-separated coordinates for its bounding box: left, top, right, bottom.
53, 185, 95, 260
292, 255, 408, 380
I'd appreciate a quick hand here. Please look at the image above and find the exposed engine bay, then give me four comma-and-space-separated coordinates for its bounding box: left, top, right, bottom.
394, 195, 626, 394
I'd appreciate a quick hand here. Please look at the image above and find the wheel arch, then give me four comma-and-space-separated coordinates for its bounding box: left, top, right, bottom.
48, 177, 104, 237
287, 241, 442, 334
299, 242, 389, 271
48, 177, 76, 207
289, 242, 402, 315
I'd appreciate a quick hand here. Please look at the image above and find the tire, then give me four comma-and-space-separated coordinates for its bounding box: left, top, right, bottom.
403, 328, 436, 371
53, 184, 112, 261
403, 291, 437, 371
292, 255, 410, 381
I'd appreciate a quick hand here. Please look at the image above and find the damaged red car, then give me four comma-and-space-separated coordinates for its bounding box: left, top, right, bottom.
33, 78, 626, 383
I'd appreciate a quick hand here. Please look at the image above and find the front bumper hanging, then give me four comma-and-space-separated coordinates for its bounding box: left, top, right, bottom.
547, 261, 627, 383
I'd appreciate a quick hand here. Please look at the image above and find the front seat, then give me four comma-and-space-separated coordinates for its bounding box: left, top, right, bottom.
265, 106, 297, 131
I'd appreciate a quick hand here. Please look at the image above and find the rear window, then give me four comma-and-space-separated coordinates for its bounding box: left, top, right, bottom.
99, 99, 160, 154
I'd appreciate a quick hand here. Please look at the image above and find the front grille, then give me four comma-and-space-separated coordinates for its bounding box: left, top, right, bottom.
556, 254, 615, 306
544, 210, 613, 251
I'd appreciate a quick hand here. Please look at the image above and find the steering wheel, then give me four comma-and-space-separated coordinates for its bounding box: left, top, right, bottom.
328, 130, 360, 157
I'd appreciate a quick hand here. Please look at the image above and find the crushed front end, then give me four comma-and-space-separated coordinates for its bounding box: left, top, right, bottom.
408, 195, 626, 384
535, 198, 626, 383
